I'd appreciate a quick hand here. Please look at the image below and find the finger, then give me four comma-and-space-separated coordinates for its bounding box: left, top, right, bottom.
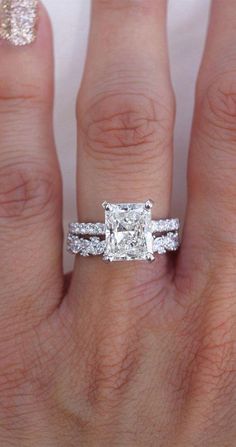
0, 2, 63, 326
77, 0, 174, 220
66, 0, 174, 320
177, 0, 236, 285
70, 0, 175, 298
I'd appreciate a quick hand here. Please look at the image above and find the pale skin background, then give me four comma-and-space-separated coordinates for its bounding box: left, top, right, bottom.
44, 0, 210, 270
1, 0, 236, 445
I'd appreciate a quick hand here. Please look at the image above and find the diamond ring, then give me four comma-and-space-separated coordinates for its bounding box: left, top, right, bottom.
67, 201, 180, 262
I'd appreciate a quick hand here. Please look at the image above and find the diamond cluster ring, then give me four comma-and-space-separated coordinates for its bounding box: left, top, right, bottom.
67, 201, 180, 262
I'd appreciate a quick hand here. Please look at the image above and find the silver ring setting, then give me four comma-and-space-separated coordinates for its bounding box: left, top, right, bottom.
67, 201, 180, 262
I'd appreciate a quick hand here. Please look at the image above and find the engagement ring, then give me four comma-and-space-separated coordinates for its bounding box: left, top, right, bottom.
67, 201, 180, 262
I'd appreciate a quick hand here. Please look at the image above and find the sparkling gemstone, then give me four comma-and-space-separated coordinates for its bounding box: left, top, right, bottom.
153, 232, 179, 254
104, 203, 153, 262
67, 235, 81, 254
152, 218, 180, 233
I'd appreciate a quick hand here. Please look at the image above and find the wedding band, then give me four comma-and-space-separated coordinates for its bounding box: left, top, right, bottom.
67, 200, 180, 262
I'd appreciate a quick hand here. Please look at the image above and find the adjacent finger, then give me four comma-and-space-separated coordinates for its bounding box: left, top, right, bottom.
179, 0, 236, 283
0, 2, 63, 327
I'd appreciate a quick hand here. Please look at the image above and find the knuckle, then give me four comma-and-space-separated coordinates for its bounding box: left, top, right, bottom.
0, 79, 50, 114
194, 72, 236, 213
78, 93, 173, 174
0, 160, 59, 224
197, 71, 236, 140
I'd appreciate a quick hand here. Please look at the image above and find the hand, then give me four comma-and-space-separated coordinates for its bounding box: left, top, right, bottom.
0, 1, 236, 445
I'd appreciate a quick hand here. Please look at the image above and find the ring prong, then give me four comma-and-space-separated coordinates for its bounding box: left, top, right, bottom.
103, 256, 112, 263
145, 200, 154, 210
146, 253, 155, 263
102, 201, 111, 211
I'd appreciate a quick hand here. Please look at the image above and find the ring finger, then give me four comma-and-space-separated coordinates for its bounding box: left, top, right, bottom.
69, 0, 176, 312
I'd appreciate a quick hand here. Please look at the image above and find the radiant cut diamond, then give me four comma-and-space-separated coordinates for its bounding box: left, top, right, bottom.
104, 203, 153, 262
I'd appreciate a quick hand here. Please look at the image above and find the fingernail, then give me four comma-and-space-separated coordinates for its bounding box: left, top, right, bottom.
0, 0, 38, 46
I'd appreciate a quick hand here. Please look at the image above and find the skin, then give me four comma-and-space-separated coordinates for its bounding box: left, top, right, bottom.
0, 0, 236, 445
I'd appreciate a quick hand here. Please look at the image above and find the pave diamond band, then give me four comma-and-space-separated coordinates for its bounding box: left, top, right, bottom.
67, 201, 180, 262
69, 222, 106, 236
69, 218, 180, 237
67, 232, 180, 257
67, 235, 106, 257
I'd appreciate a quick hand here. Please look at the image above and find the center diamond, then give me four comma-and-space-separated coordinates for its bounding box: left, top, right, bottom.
104, 202, 153, 262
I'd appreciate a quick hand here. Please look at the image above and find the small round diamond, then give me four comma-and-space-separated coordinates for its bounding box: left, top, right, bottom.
152, 219, 180, 234
153, 232, 179, 254
67, 235, 106, 256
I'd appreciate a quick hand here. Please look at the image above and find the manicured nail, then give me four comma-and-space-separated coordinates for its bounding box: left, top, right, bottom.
0, 0, 38, 46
